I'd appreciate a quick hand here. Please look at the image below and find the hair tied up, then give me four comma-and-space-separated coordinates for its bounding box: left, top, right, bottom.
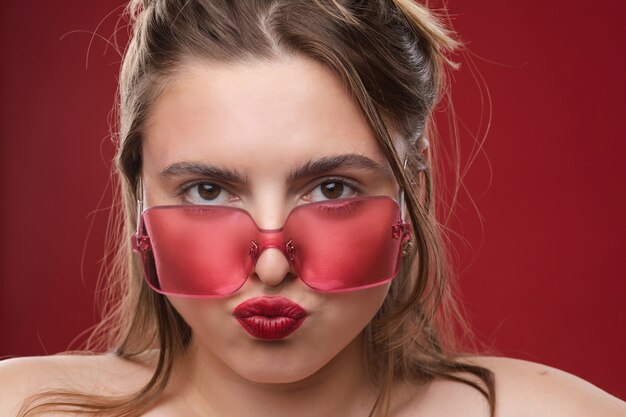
127, 0, 155, 20
391, 0, 461, 71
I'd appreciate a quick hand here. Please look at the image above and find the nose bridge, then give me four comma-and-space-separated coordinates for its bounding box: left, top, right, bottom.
256, 230, 286, 252
247, 190, 291, 230
246, 197, 293, 270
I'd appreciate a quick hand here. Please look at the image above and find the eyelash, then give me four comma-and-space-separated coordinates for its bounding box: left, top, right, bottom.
315, 199, 359, 214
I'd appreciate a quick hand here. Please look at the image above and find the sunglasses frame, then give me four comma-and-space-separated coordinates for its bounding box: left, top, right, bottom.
131, 179, 411, 297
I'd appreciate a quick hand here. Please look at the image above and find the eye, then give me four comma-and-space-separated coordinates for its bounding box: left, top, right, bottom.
307, 180, 359, 202
180, 182, 236, 205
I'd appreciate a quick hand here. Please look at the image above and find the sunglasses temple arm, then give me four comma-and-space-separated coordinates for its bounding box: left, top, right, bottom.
399, 189, 407, 223
136, 177, 144, 236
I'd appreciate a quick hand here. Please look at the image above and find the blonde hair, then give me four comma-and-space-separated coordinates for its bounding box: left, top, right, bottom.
20, 1, 495, 416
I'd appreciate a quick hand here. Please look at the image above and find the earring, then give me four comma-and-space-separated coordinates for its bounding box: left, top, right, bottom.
401, 236, 414, 257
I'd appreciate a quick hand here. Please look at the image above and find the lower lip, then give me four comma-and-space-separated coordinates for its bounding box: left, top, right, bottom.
235, 316, 306, 340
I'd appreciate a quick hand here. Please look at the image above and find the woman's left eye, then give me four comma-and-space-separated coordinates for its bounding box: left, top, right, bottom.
306, 180, 359, 202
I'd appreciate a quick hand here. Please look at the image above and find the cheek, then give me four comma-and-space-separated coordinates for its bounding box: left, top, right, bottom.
167, 295, 260, 367
167, 297, 236, 346
315, 285, 389, 344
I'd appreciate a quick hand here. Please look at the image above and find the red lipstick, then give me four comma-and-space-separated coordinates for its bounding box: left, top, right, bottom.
233, 297, 308, 340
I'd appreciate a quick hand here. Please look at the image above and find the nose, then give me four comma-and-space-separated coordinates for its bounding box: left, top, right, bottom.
252, 246, 293, 288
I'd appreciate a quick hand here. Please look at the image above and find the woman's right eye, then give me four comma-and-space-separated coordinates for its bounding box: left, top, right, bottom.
181, 182, 235, 205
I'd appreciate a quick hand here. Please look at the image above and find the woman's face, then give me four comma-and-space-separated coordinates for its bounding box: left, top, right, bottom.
141, 55, 401, 383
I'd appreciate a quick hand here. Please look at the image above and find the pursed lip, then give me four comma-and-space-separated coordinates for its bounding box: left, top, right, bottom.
233, 296, 308, 340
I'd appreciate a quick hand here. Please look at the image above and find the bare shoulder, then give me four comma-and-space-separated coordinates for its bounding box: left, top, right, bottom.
391, 369, 491, 417
0, 352, 156, 417
394, 356, 626, 417
467, 356, 626, 417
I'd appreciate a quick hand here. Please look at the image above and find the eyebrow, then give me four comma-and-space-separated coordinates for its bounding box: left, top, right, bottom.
159, 153, 390, 184
160, 162, 247, 183
286, 154, 391, 183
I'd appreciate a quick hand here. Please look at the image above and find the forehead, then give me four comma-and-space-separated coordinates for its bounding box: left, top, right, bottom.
142, 55, 388, 176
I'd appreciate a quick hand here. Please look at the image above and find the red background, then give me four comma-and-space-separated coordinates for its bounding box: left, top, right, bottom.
1, 0, 624, 400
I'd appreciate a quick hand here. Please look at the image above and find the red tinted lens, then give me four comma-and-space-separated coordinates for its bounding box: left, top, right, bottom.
140, 205, 258, 297
284, 197, 404, 292
133, 196, 407, 297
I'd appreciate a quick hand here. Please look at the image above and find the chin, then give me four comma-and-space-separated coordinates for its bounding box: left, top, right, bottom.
229, 348, 328, 384
242, 369, 314, 384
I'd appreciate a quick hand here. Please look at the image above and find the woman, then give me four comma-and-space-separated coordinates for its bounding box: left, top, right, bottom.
1, 0, 624, 416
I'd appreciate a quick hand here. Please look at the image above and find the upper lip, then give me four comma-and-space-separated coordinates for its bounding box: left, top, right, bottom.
233, 296, 308, 319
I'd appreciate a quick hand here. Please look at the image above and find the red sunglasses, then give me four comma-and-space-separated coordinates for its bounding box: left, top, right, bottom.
132, 195, 411, 298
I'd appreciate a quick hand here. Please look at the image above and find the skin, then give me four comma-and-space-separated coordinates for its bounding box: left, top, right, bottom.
0, 55, 625, 417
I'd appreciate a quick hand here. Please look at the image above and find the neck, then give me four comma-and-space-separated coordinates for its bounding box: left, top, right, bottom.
171, 332, 380, 417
